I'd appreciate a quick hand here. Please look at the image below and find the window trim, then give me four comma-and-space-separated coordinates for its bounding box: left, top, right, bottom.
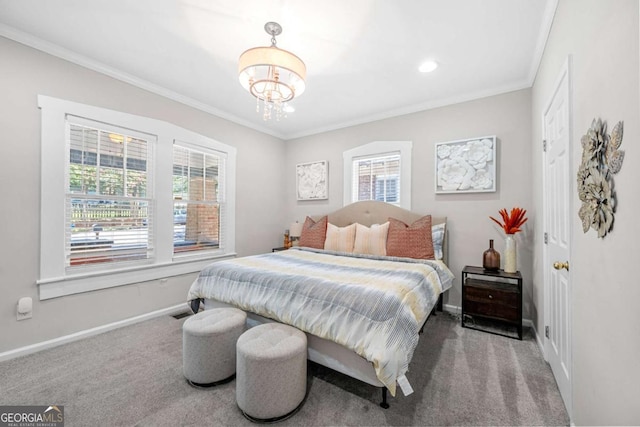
38, 95, 236, 300
343, 141, 412, 209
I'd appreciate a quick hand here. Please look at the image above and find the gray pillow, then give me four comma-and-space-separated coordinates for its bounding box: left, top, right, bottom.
432, 223, 446, 260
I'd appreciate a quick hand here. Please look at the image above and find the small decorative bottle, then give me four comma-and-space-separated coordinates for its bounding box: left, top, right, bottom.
483, 239, 500, 271
283, 230, 291, 249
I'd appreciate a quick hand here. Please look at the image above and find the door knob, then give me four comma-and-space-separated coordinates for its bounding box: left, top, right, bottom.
553, 261, 569, 271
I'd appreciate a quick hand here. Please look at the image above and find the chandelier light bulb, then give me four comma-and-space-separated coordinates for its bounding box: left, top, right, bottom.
419, 60, 438, 73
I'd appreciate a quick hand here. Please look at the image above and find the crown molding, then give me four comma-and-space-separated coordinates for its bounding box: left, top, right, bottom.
0, 23, 285, 139
2, 0, 558, 143
527, 0, 559, 85
285, 80, 532, 140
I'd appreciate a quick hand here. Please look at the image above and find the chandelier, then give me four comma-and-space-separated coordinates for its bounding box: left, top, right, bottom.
238, 22, 306, 121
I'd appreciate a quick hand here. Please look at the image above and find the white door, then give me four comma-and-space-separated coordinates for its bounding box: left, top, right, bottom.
542, 57, 572, 417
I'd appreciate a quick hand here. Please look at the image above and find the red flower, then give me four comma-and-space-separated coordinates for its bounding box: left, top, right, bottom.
490, 207, 528, 235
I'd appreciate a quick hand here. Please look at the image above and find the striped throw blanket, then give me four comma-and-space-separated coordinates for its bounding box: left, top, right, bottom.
188, 247, 454, 395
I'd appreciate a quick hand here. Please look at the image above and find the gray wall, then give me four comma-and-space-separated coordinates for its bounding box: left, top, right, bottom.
4, 2, 639, 421
0, 36, 286, 352
285, 89, 533, 313
531, 0, 640, 424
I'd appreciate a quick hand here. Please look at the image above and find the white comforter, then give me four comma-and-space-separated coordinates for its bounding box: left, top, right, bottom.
188, 247, 454, 395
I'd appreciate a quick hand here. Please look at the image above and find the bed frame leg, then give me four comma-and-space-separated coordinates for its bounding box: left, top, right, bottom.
189, 298, 202, 314
380, 387, 390, 409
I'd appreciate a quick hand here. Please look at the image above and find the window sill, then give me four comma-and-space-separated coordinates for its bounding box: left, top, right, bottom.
37, 252, 236, 300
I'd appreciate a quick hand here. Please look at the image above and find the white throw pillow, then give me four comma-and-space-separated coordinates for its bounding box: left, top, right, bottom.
353, 222, 390, 256
324, 223, 357, 253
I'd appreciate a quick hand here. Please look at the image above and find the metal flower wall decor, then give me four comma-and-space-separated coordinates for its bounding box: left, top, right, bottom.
577, 118, 624, 238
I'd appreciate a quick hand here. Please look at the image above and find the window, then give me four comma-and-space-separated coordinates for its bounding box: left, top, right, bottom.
343, 141, 412, 209
352, 154, 400, 204
172, 143, 225, 255
67, 118, 154, 267
39, 95, 236, 299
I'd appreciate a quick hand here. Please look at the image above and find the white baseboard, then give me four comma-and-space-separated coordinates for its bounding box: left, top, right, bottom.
529, 321, 545, 357
443, 303, 461, 315
0, 303, 188, 363
1, 302, 546, 363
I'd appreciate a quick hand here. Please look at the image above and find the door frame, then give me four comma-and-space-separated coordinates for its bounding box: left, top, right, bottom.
541, 55, 573, 418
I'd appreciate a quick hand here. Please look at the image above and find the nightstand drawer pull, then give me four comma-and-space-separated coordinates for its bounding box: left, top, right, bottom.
488, 294, 493, 299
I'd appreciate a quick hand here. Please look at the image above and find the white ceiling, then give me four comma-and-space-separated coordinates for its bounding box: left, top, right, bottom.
0, 0, 556, 140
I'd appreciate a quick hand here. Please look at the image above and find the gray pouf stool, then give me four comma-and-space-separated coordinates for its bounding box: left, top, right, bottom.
236, 323, 308, 422
182, 308, 246, 387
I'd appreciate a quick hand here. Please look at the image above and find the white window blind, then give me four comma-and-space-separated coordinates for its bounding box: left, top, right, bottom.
173, 143, 225, 255
40, 95, 237, 299
352, 153, 401, 205
65, 117, 154, 268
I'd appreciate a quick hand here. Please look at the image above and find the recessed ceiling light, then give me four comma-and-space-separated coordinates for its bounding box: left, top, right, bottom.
419, 60, 438, 73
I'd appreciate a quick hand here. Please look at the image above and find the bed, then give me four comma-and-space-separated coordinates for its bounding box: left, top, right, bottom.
187, 201, 453, 407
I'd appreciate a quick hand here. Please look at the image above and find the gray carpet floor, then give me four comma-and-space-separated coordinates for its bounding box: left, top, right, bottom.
0, 312, 569, 426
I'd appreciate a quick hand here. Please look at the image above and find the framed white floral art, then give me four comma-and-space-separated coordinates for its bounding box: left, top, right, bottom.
296, 160, 329, 200
435, 136, 496, 194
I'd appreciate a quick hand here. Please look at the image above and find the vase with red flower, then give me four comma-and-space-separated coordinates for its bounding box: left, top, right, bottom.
490, 207, 528, 274
504, 234, 517, 273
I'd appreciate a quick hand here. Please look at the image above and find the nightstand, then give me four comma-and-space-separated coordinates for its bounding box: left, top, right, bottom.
461, 265, 523, 340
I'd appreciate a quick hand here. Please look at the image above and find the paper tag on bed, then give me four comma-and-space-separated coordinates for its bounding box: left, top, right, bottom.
397, 375, 414, 396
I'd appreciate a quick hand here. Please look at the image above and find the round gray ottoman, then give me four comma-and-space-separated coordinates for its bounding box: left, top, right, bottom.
182, 308, 247, 387
236, 323, 307, 422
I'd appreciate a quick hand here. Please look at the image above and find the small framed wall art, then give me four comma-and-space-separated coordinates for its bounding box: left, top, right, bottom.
435, 136, 496, 194
296, 160, 328, 200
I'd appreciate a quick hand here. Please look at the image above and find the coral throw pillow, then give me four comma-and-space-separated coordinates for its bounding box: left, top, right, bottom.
386, 215, 435, 260
298, 216, 328, 249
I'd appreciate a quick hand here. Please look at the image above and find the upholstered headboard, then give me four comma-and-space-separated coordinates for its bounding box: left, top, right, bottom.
313, 201, 448, 264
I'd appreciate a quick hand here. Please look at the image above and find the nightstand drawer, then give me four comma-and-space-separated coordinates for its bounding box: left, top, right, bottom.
464, 282, 518, 306
464, 279, 519, 322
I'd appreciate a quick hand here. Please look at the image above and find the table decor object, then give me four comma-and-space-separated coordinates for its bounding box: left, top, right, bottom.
482, 239, 500, 271
490, 207, 527, 273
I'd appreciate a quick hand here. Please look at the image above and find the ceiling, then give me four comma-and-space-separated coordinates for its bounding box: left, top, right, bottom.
0, 0, 556, 140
